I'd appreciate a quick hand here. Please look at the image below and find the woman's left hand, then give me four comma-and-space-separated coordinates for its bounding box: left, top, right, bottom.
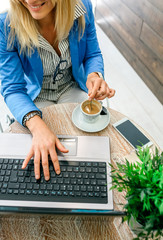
86, 72, 115, 100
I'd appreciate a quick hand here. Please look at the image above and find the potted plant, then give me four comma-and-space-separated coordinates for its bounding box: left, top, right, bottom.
110, 146, 163, 240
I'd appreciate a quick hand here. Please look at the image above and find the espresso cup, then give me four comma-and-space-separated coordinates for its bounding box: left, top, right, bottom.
80, 99, 102, 123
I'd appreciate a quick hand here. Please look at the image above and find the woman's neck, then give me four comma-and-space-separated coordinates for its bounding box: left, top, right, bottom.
37, 7, 61, 56
37, 11, 55, 30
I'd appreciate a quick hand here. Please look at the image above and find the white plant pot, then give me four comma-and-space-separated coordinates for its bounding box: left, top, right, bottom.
129, 215, 144, 236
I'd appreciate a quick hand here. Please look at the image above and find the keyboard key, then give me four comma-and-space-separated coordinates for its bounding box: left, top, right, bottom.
73, 167, 79, 172
86, 162, 92, 167
20, 190, 25, 194
79, 167, 85, 172
58, 178, 64, 184
99, 168, 106, 173
4, 177, 9, 182
82, 192, 87, 197
74, 186, 80, 191
26, 190, 31, 195
4, 159, 9, 164
81, 186, 86, 191
69, 173, 75, 178
63, 191, 68, 196
63, 173, 69, 178
2, 183, 8, 189
101, 193, 107, 198
33, 184, 40, 190
96, 174, 106, 179
1, 189, 6, 194
0, 176, 4, 182
97, 180, 107, 185
84, 179, 90, 185
60, 185, 66, 191
7, 189, 13, 194
44, 191, 49, 195
54, 185, 59, 191
13, 190, 19, 194
76, 192, 81, 197
47, 185, 53, 190
51, 191, 56, 196
80, 162, 85, 167
76, 173, 82, 178
86, 167, 91, 173
67, 186, 73, 191
13, 165, 18, 170
67, 167, 73, 172
87, 186, 93, 192
2, 165, 7, 170
94, 192, 100, 197
0, 159, 3, 164
38, 190, 43, 195
88, 192, 93, 197
99, 163, 106, 167
83, 173, 88, 179
57, 191, 62, 196
93, 162, 98, 167
20, 183, 26, 189
8, 183, 20, 189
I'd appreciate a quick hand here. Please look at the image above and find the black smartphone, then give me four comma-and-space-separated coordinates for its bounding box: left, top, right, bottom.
113, 117, 153, 149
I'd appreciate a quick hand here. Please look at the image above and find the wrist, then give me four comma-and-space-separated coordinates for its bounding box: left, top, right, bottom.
88, 72, 103, 79
26, 115, 44, 133
23, 111, 42, 127
88, 72, 99, 79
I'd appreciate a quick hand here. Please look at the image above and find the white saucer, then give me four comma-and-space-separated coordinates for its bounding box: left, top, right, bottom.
72, 104, 110, 133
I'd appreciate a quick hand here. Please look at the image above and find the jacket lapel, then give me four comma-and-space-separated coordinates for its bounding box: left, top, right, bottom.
28, 49, 43, 84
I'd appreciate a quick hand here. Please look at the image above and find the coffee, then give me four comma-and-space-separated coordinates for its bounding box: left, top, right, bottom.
82, 103, 100, 114
80, 99, 102, 123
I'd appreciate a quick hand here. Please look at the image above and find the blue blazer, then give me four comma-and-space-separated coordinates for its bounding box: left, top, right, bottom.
0, 0, 104, 125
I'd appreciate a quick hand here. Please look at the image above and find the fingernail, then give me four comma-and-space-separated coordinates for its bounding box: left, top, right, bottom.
35, 175, 40, 179
45, 176, 49, 181
22, 163, 25, 169
56, 170, 60, 175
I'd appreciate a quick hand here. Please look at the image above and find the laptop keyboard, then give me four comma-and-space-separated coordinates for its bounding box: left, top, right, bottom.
0, 158, 108, 204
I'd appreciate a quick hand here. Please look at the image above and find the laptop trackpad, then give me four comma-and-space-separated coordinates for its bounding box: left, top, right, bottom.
57, 137, 77, 156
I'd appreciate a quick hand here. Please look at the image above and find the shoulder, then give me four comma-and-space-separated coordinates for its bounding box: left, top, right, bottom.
0, 12, 9, 34
0, 12, 8, 25
81, 0, 93, 13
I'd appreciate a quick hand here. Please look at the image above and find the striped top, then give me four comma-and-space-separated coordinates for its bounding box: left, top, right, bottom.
34, 4, 86, 103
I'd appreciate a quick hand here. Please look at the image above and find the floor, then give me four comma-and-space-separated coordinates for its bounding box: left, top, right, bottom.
95, 24, 163, 149
0, 1, 163, 149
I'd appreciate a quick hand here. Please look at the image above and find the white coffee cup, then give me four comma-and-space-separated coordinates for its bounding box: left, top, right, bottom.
80, 99, 102, 123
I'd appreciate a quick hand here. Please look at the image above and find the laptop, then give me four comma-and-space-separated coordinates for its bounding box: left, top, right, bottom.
0, 133, 119, 215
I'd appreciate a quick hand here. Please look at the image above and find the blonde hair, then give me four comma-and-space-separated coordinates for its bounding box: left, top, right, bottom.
7, 0, 85, 55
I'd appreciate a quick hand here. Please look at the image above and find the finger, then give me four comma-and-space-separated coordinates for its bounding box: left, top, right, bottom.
89, 80, 101, 100
94, 83, 107, 99
34, 150, 41, 180
56, 138, 69, 153
95, 92, 108, 100
108, 88, 116, 98
22, 150, 34, 169
96, 88, 116, 100
86, 80, 93, 96
49, 148, 61, 175
41, 149, 50, 181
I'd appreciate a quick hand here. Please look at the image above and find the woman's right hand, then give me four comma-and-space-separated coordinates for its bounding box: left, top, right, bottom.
22, 115, 69, 181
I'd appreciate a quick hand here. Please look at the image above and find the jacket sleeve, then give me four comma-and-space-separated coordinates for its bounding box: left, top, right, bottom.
82, 0, 104, 78
0, 15, 41, 125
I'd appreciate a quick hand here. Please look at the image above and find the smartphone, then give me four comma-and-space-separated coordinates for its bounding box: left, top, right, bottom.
113, 117, 153, 149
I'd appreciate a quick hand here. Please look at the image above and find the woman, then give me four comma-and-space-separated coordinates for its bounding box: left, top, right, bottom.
0, 0, 115, 180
